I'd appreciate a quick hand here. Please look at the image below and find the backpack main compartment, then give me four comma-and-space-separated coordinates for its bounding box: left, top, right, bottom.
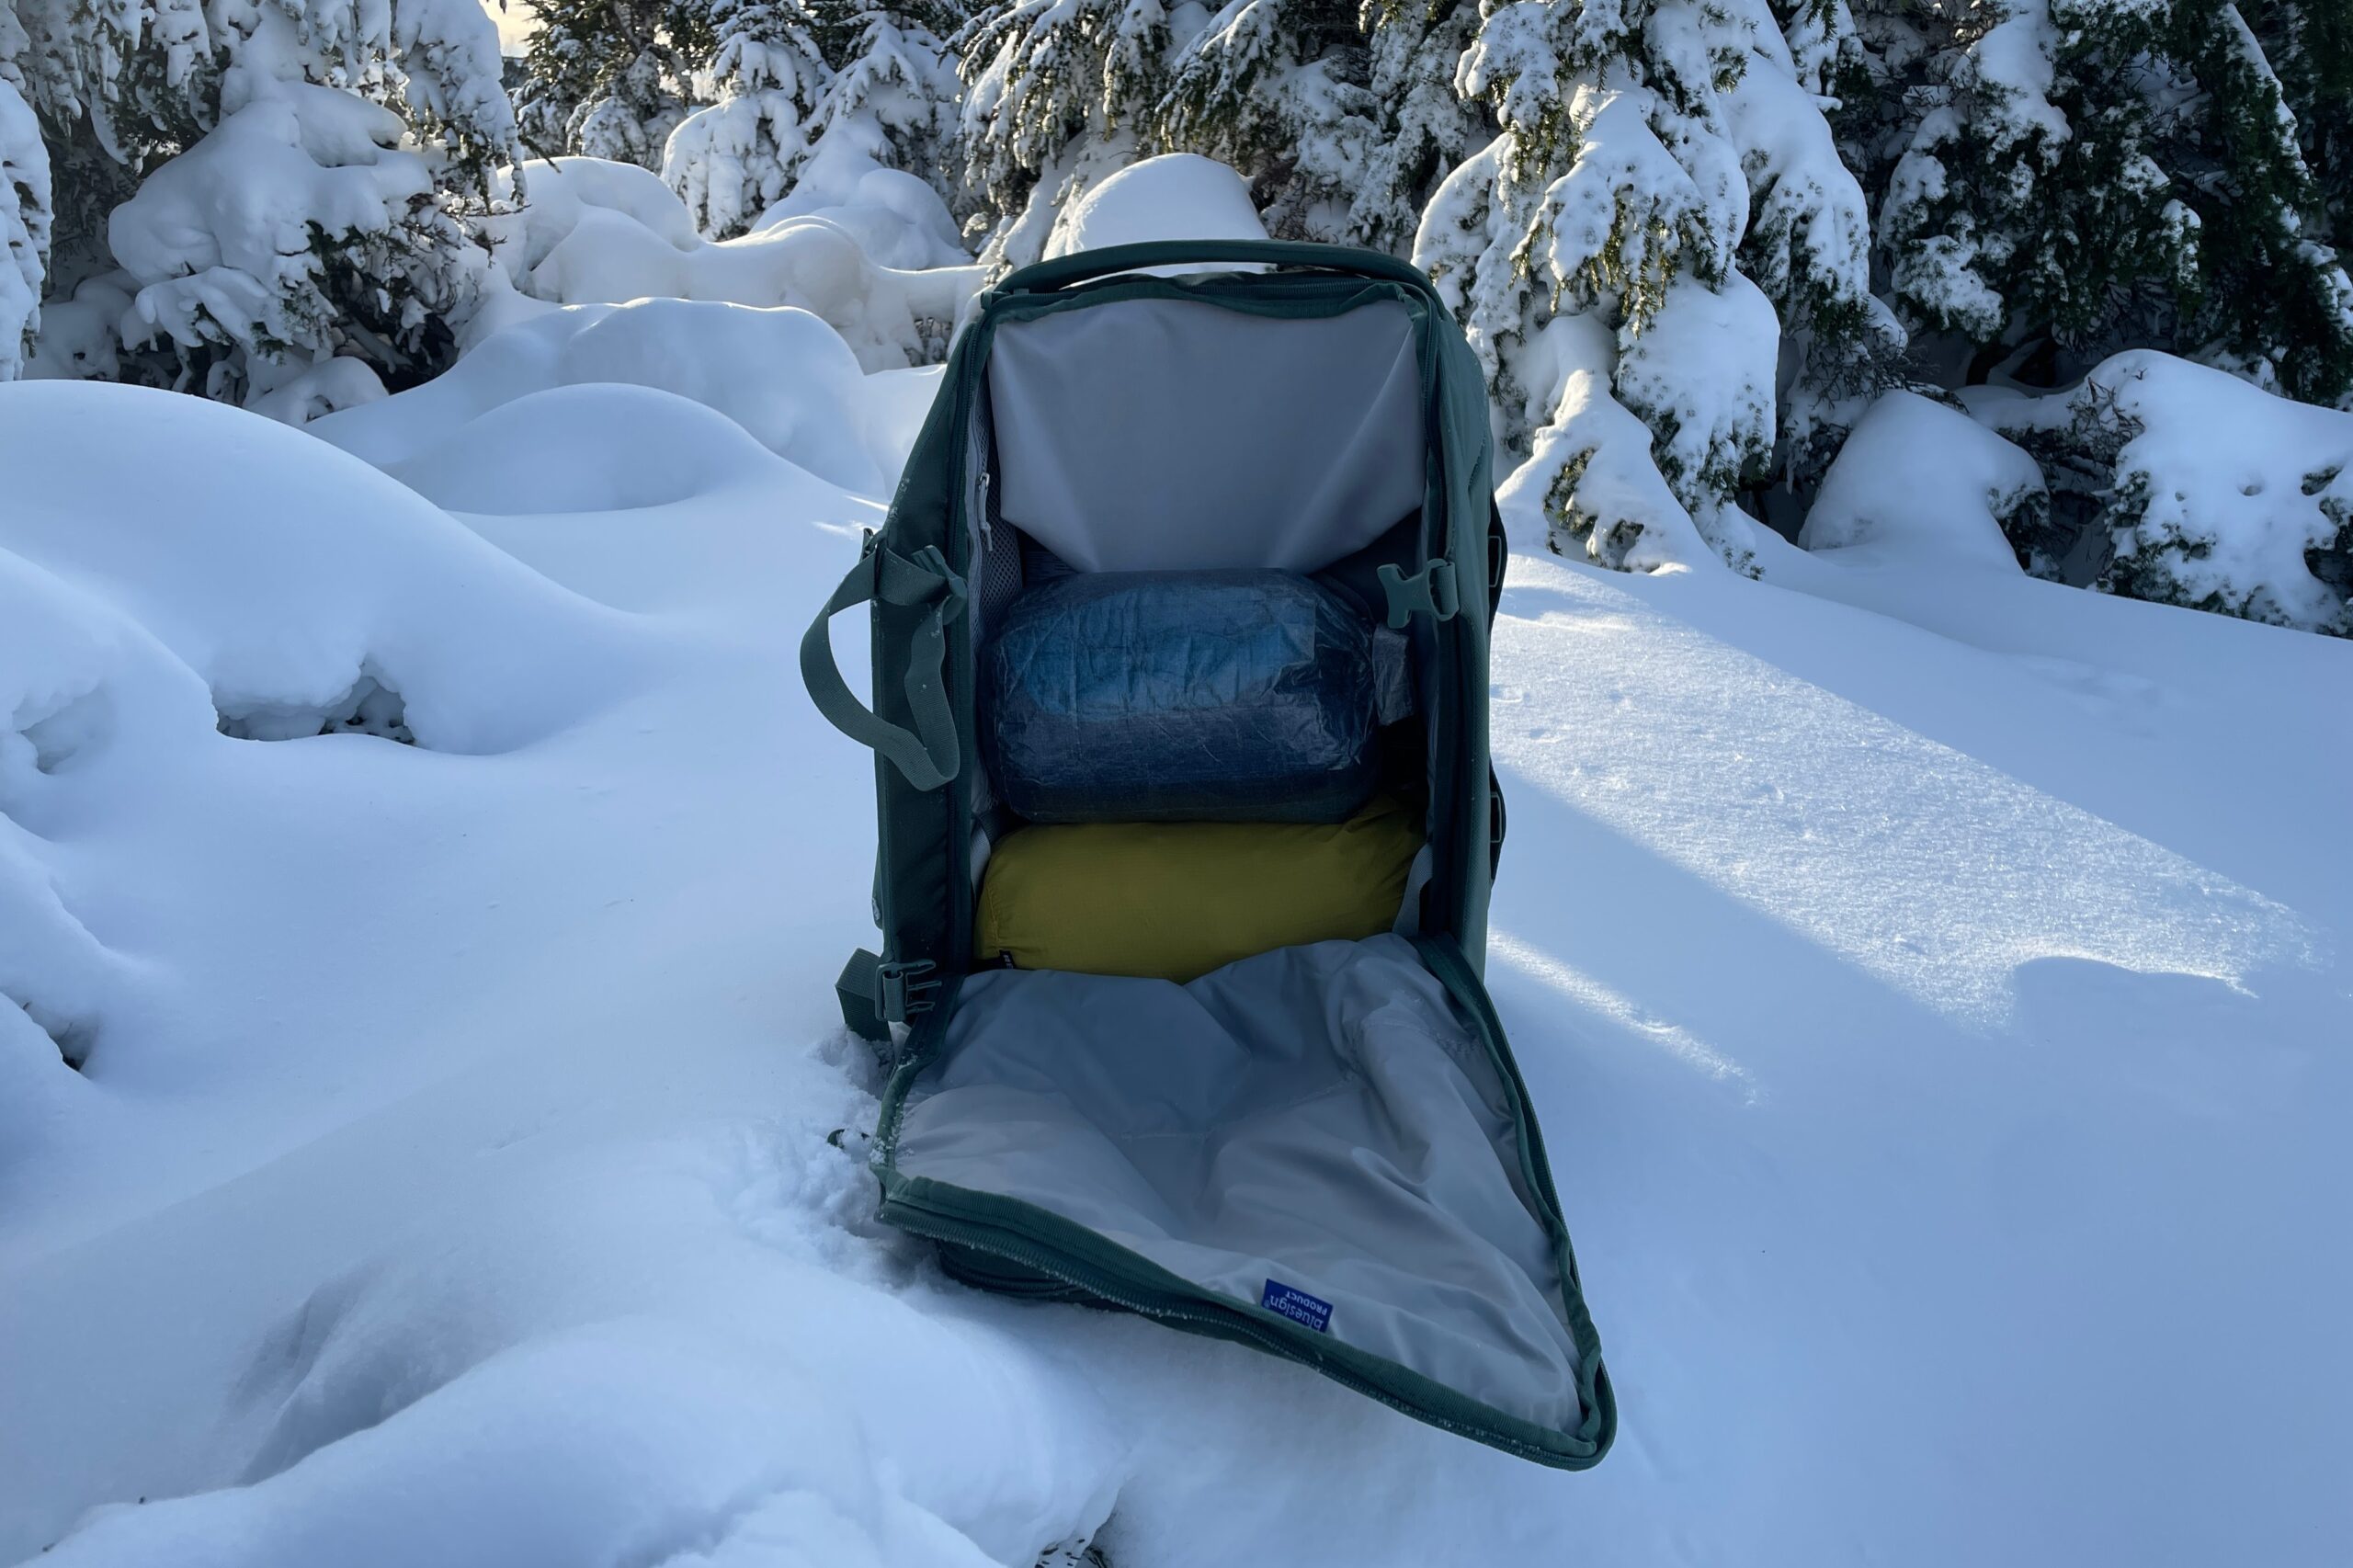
802, 240, 1615, 1468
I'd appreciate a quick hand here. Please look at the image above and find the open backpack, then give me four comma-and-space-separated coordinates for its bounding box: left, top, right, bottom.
802, 239, 1616, 1468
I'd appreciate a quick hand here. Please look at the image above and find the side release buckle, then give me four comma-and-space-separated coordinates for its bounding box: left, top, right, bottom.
1377, 558, 1461, 631
836, 949, 940, 1042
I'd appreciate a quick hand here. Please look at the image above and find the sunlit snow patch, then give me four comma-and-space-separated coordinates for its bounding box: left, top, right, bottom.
1488, 929, 1756, 1094
1494, 556, 2318, 1026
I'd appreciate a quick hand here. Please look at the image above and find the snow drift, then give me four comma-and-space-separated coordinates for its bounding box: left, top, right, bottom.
491, 153, 983, 372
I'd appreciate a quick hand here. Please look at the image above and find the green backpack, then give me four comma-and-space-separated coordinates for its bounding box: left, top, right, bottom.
802, 240, 1615, 1468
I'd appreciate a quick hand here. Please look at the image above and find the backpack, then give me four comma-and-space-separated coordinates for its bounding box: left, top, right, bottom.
801, 240, 1615, 1468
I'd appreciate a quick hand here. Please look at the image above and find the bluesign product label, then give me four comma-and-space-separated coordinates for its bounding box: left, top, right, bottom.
1261, 1279, 1333, 1333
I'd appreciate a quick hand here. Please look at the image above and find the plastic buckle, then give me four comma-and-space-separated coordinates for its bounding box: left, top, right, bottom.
1377, 558, 1461, 631
836, 949, 939, 1044
876, 959, 939, 1022
908, 543, 967, 622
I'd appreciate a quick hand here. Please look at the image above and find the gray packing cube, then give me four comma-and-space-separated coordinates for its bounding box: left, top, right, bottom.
981, 569, 1379, 824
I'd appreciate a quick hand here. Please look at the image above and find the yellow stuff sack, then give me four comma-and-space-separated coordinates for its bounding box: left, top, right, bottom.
972, 795, 1422, 983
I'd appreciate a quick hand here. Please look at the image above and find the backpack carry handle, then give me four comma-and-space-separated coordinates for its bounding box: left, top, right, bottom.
997, 240, 1435, 298
801, 538, 966, 791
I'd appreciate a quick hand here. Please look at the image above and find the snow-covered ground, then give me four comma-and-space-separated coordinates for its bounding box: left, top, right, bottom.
6, 210, 2350, 1565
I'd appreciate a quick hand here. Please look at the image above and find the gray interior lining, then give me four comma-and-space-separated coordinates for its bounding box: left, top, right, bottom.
895, 935, 1583, 1430
985, 299, 1427, 574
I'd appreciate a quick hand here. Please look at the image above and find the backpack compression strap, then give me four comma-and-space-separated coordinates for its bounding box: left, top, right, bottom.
801, 537, 966, 791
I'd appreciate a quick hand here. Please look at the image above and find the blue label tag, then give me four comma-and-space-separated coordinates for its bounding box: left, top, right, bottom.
1261, 1279, 1333, 1333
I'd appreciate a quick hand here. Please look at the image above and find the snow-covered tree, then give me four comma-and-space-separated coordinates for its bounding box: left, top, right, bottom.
1978, 349, 2352, 635
952, 0, 1174, 260
664, 0, 959, 237
2, 0, 517, 397
1154, 0, 1383, 242
1414, 0, 1878, 570
2175, 1, 2353, 406
663, 0, 830, 235
953, 0, 1481, 261
1, 72, 50, 379
514, 0, 716, 168
2257, 1, 2347, 254
108, 74, 487, 401
1351, 0, 1487, 253
1872, 0, 2353, 408
809, 0, 964, 187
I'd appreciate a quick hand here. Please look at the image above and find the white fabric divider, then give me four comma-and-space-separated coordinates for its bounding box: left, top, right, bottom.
895, 936, 1583, 1431
985, 299, 1426, 573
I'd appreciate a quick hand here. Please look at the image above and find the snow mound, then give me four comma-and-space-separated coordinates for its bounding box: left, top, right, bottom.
0, 366, 1136, 1567
1975, 350, 2353, 634
751, 138, 970, 272
27, 1123, 1123, 1568
1044, 154, 1267, 266
313, 299, 901, 496
496, 156, 982, 370
21, 274, 133, 382
500, 158, 706, 275
0, 382, 649, 755
0, 379, 660, 1188
1801, 391, 2041, 571
243, 358, 391, 426
0, 551, 188, 1108
381, 383, 794, 516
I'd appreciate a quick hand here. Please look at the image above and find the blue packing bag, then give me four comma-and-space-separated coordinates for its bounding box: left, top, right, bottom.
983, 569, 1379, 824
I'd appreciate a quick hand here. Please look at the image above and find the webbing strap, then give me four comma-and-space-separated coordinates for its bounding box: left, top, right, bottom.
800, 539, 966, 791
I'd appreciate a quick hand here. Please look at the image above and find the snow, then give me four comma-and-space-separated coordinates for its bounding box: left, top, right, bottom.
0, 74, 48, 381
1972, 349, 2353, 634
1496, 311, 1720, 572
21, 273, 132, 381
491, 155, 983, 371
1529, 85, 1725, 314
1042, 153, 1267, 261
312, 296, 924, 497
1719, 10, 1873, 332
107, 81, 439, 361
1485, 538, 2349, 1563
752, 137, 970, 272
1611, 270, 1779, 564
6, 164, 2353, 1568
1799, 390, 2041, 571
243, 355, 391, 426
388, 0, 522, 161
661, 36, 824, 241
